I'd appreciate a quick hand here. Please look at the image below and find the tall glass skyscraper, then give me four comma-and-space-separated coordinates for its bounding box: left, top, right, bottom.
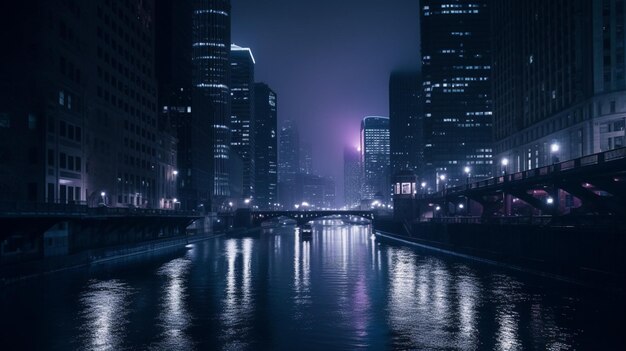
230, 44, 255, 199
254, 83, 278, 210
192, 0, 231, 208
360, 116, 391, 203
421, 0, 493, 187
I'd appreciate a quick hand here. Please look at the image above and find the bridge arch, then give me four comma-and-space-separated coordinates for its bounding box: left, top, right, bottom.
251, 211, 374, 226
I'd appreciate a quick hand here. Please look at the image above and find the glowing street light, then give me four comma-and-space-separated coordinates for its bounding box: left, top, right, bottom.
458, 203, 464, 209
463, 166, 471, 185
173, 170, 179, 176
244, 198, 251, 204
550, 143, 560, 153
439, 174, 446, 181
100, 191, 106, 197
501, 158, 509, 175
546, 197, 554, 205
550, 142, 560, 164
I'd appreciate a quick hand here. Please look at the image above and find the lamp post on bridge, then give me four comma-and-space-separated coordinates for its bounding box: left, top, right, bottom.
550, 142, 560, 164
501, 158, 509, 175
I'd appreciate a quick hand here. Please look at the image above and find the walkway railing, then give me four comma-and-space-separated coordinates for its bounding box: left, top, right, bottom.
420, 146, 626, 199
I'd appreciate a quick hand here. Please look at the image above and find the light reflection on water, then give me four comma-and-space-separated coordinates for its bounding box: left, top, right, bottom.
77, 279, 134, 351
153, 257, 193, 350
1, 222, 623, 350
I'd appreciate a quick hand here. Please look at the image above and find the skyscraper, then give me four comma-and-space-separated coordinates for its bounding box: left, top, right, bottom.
0, 0, 172, 208
492, 0, 626, 172
192, 0, 231, 209
360, 116, 391, 203
389, 71, 423, 176
254, 83, 278, 210
421, 0, 493, 187
278, 119, 299, 207
300, 142, 313, 174
343, 146, 362, 208
230, 44, 255, 199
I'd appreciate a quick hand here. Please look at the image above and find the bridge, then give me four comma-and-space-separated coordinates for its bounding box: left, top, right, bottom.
414, 147, 626, 219
250, 210, 374, 226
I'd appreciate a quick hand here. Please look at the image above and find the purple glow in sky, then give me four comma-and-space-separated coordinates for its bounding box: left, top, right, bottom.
232, 0, 420, 202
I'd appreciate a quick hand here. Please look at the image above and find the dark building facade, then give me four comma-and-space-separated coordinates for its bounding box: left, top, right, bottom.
294, 173, 335, 209
156, 0, 193, 210
343, 146, 362, 209
492, 0, 626, 172
421, 0, 493, 188
192, 0, 231, 209
230, 44, 255, 199
360, 116, 390, 203
389, 71, 423, 176
0, 0, 171, 209
254, 83, 278, 210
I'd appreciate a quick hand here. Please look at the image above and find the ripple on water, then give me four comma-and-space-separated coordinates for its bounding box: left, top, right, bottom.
77, 279, 134, 351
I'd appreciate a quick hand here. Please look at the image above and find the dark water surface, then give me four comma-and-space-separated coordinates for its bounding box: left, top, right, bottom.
1, 221, 623, 350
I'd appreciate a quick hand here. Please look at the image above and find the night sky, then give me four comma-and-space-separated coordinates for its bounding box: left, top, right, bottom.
232, 0, 421, 201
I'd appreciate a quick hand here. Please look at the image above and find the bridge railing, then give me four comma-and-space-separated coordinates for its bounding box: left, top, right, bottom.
418, 146, 626, 200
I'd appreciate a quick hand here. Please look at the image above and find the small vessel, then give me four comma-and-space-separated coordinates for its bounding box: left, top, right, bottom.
300, 223, 313, 239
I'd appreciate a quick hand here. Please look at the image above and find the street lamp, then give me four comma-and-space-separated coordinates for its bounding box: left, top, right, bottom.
546, 197, 554, 205
501, 158, 509, 175
438, 174, 447, 191
173, 170, 178, 176
463, 166, 471, 185
550, 142, 560, 164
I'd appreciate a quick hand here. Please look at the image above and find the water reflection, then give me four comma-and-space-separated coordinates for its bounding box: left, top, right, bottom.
2, 221, 622, 350
154, 257, 193, 350
294, 229, 311, 298
456, 269, 479, 348
492, 276, 523, 350
220, 238, 255, 349
77, 279, 133, 351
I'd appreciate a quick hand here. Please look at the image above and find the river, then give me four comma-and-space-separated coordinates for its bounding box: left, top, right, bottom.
0, 220, 623, 350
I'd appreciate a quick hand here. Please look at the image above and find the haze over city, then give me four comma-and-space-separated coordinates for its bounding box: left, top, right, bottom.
0, 0, 624, 349
232, 0, 420, 189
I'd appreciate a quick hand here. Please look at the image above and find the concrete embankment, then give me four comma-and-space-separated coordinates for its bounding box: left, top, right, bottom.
0, 232, 221, 287
374, 219, 626, 293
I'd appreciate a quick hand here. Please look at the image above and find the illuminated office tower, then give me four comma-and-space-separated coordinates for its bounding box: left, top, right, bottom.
192, 0, 232, 209
421, 0, 493, 187
360, 116, 390, 203
230, 44, 255, 199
